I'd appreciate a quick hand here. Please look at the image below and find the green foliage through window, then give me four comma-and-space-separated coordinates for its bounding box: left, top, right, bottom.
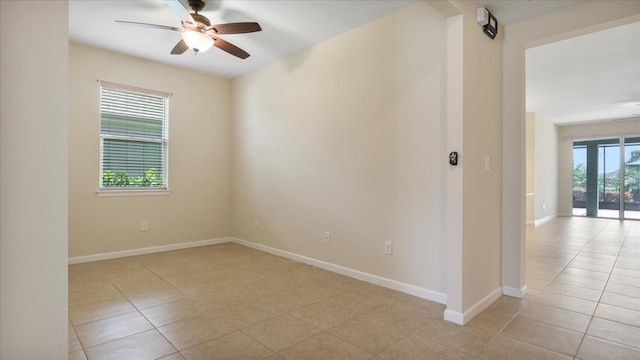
573, 163, 586, 189
572, 160, 640, 203
102, 168, 163, 187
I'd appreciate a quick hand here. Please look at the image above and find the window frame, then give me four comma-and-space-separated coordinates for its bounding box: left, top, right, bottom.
97, 81, 171, 196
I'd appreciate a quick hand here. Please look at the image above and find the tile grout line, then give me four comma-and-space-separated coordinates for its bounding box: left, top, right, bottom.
93, 261, 181, 357
526, 219, 607, 306
516, 219, 609, 358
572, 220, 632, 358
479, 220, 577, 355
129, 255, 241, 359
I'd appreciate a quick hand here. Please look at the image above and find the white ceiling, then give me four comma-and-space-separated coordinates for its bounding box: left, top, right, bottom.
478, 0, 578, 26
526, 21, 640, 125
69, 0, 417, 79
69, 0, 637, 125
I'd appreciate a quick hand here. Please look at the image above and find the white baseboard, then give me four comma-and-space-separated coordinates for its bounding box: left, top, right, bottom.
534, 214, 557, 226
443, 308, 464, 325
503, 285, 528, 298
68, 237, 234, 264
232, 237, 447, 305
444, 286, 502, 325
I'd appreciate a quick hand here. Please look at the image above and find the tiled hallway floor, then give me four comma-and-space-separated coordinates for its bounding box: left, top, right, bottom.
69, 217, 639, 359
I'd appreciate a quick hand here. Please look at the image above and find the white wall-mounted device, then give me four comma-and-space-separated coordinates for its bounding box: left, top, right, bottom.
476, 7, 498, 39
477, 7, 489, 26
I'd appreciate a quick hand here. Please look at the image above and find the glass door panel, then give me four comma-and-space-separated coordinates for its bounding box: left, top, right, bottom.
573, 138, 623, 219
598, 142, 621, 219
624, 137, 640, 220
572, 145, 587, 216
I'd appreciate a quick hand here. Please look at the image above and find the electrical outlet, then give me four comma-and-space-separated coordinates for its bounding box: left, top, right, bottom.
254, 218, 259, 229
324, 232, 331, 243
384, 241, 392, 255
140, 221, 148, 232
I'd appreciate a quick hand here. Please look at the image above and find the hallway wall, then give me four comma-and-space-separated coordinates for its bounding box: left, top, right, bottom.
533, 114, 559, 222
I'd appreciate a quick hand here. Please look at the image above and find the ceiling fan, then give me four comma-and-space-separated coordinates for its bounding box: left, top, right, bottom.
116, 0, 261, 59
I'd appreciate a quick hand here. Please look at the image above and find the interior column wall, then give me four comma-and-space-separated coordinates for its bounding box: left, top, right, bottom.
444, 11, 464, 320
458, 0, 503, 319
0, 1, 69, 357
439, 0, 504, 324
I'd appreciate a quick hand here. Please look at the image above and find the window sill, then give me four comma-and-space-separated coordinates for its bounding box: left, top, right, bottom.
96, 188, 171, 197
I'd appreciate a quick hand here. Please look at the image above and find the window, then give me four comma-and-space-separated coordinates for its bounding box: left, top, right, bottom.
99, 81, 169, 193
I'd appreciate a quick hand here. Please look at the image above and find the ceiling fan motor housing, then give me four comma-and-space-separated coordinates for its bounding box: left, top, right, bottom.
188, 0, 206, 13
186, 0, 210, 26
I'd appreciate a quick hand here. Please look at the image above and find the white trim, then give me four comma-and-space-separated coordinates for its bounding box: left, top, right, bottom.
562, 129, 640, 142
96, 188, 171, 197
68, 237, 232, 264
526, 220, 535, 225
98, 80, 171, 98
232, 237, 447, 305
443, 309, 464, 325
534, 214, 557, 226
503, 285, 528, 298
444, 286, 503, 325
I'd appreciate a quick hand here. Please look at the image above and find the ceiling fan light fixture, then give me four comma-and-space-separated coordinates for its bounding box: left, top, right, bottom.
182, 30, 213, 52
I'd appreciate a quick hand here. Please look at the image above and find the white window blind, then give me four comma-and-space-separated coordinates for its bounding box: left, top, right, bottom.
99, 82, 169, 190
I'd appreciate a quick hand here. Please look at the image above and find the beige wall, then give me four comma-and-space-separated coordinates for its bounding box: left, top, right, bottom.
525, 112, 560, 223
533, 114, 559, 221
1, 1, 69, 357
68, 43, 232, 257
525, 113, 535, 223
557, 119, 640, 215
444, 11, 465, 318
502, 2, 640, 294
231, 2, 448, 293
456, 0, 503, 313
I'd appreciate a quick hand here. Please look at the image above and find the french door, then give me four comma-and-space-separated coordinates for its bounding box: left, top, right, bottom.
573, 136, 640, 220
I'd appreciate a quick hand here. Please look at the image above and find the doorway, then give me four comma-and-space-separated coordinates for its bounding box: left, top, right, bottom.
573, 136, 640, 220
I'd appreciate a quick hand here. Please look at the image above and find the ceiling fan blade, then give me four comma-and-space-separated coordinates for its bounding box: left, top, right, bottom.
165, 0, 195, 24
209, 22, 262, 34
115, 20, 181, 32
170, 39, 189, 54
212, 36, 250, 59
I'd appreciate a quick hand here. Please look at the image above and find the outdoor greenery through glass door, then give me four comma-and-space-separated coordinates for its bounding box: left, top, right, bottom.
573, 137, 640, 219
624, 137, 640, 219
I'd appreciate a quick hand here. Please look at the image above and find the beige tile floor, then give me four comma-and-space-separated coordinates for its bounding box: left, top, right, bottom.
69, 217, 640, 359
